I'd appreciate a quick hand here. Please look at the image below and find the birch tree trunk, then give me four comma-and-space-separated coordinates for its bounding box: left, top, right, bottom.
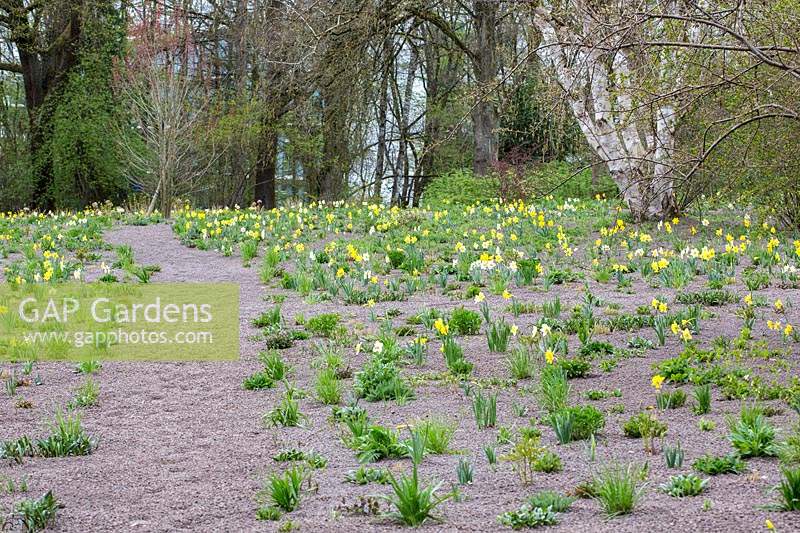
533, 3, 679, 221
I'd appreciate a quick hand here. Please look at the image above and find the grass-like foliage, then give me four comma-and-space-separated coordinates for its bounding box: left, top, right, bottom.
663, 441, 684, 468
263, 385, 307, 428
472, 390, 497, 429
655, 388, 687, 410
74, 360, 102, 375
260, 466, 306, 516
442, 337, 474, 376
68, 378, 99, 409
260, 350, 291, 381
36, 412, 96, 458
456, 458, 473, 485
272, 449, 328, 469
314, 368, 342, 405
413, 417, 456, 454
591, 464, 646, 517
487, 319, 512, 352
768, 467, 800, 511
506, 346, 536, 379
243, 370, 275, 390
776, 423, 800, 466
692, 384, 711, 414
345, 466, 391, 485
538, 364, 570, 414
253, 306, 282, 328
14, 490, 59, 532
306, 313, 342, 337
381, 430, 454, 526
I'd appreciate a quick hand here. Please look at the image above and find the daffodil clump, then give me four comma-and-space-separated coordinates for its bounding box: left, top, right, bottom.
1, 208, 118, 284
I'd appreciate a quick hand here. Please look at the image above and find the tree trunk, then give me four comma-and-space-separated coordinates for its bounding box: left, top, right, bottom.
533, 6, 678, 221
320, 89, 348, 201
9, 4, 84, 210
372, 35, 392, 201
471, 0, 499, 176
254, 127, 278, 209
396, 44, 419, 206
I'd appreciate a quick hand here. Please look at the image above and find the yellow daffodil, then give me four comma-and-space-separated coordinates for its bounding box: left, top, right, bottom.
651, 375, 665, 390
544, 350, 555, 364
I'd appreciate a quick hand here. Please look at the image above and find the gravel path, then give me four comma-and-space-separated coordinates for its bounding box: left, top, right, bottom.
1, 223, 797, 532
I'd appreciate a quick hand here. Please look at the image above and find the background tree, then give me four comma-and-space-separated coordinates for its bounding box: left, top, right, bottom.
0, 0, 127, 209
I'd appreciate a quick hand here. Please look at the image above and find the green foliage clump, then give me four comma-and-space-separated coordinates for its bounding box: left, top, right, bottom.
306, 313, 342, 337
261, 466, 306, 514
692, 453, 746, 475
660, 474, 709, 497
413, 418, 455, 454
243, 371, 275, 390
527, 491, 575, 513
726, 409, 776, 457
537, 365, 570, 414
550, 405, 605, 442
354, 359, 413, 402
421, 168, 499, 206
253, 307, 282, 328
503, 434, 562, 484
345, 466, 391, 485
264, 330, 295, 350
35, 412, 96, 458
449, 307, 482, 335
558, 357, 591, 379
351, 425, 408, 463
14, 490, 59, 532
623, 412, 668, 439
776, 423, 800, 466
675, 290, 738, 306
497, 503, 558, 529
